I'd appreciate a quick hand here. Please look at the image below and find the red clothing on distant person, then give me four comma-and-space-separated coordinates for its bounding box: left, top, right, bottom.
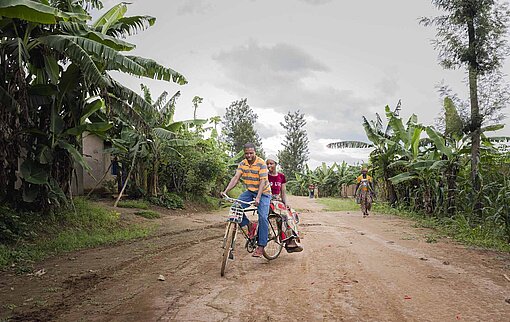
268, 172, 286, 196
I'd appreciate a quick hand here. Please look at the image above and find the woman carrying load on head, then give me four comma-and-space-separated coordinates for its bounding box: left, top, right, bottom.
355, 166, 374, 217
266, 155, 303, 253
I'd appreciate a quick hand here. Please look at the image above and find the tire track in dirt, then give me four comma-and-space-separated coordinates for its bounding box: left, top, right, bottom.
3, 197, 510, 321
7, 224, 226, 322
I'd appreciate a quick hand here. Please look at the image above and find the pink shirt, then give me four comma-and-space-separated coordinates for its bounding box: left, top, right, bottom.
268, 172, 286, 196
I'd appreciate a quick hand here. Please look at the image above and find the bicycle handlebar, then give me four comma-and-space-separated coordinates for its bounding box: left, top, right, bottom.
222, 194, 255, 206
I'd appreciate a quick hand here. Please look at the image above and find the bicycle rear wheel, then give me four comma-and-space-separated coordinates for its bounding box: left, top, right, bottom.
263, 214, 283, 260
221, 222, 236, 277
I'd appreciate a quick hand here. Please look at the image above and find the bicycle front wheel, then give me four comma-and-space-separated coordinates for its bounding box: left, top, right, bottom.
263, 214, 283, 260
221, 222, 236, 277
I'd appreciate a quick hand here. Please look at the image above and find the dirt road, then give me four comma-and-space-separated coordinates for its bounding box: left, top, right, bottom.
1, 196, 509, 321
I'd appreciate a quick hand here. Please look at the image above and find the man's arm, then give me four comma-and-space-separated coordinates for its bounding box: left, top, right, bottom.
222, 171, 242, 196
254, 178, 266, 205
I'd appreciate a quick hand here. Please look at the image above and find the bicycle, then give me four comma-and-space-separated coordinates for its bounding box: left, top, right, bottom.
220, 195, 283, 277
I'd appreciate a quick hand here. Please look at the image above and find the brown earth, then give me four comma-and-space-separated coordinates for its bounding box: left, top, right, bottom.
1, 196, 509, 321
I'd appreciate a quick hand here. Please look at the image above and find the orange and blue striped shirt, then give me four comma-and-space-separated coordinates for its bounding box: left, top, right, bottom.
236, 156, 271, 195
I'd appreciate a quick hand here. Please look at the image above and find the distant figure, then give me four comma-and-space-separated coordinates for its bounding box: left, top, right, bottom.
355, 167, 374, 217
308, 183, 315, 199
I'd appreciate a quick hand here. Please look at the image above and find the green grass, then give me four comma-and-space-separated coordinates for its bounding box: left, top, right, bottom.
0, 198, 153, 269
316, 197, 360, 211
117, 199, 149, 209
134, 210, 161, 219
373, 202, 510, 252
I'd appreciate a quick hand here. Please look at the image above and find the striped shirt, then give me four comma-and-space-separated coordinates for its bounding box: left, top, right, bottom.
236, 156, 271, 195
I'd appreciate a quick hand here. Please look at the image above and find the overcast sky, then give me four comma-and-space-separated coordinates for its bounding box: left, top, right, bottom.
100, 0, 510, 168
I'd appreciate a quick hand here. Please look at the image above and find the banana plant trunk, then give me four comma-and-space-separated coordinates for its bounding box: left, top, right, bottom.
114, 145, 139, 207
446, 163, 459, 216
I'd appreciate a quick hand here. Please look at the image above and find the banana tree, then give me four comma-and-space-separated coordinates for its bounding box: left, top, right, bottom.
327, 102, 404, 203
0, 1, 187, 209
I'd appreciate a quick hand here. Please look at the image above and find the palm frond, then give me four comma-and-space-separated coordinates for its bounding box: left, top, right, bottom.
108, 95, 150, 133
37, 35, 109, 87
161, 91, 180, 121
92, 2, 128, 34
106, 15, 156, 38
153, 127, 176, 140
327, 141, 373, 149
60, 21, 136, 51
384, 100, 401, 136
153, 91, 168, 110
393, 99, 402, 116
0, 0, 89, 24
126, 55, 187, 85
487, 136, 510, 143
109, 79, 155, 114
375, 112, 383, 131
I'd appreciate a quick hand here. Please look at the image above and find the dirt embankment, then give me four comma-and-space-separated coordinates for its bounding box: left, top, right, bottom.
1, 196, 509, 321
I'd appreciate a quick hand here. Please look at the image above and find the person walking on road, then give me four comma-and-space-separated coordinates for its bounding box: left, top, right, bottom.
355, 166, 374, 217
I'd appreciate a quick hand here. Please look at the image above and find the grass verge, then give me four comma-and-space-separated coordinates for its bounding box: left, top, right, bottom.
0, 198, 153, 269
135, 210, 161, 219
313, 198, 509, 251
117, 199, 149, 209
316, 197, 360, 212
373, 202, 510, 252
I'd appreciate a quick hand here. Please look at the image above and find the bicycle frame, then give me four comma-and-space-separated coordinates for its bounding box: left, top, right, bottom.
220, 195, 283, 273
221, 198, 258, 252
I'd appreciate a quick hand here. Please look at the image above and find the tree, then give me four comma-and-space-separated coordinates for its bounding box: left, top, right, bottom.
192, 96, 203, 120
278, 111, 309, 180
221, 98, 263, 156
421, 0, 510, 213
0, 1, 186, 210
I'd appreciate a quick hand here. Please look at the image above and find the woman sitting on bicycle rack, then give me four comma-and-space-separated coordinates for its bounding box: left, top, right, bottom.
266, 155, 303, 253
222, 143, 271, 258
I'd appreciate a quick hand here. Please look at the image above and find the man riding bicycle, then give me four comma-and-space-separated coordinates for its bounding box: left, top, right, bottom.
222, 143, 271, 258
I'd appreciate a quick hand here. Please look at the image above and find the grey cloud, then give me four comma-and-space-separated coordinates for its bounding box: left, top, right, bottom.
213, 42, 377, 128
177, 0, 211, 15
375, 76, 399, 97
310, 153, 366, 167
299, 0, 333, 5
214, 42, 329, 76
256, 121, 280, 138
213, 41, 383, 164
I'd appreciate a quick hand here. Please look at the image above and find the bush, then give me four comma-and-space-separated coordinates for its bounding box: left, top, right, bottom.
159, 140, 229, 199
147, 192, 184, 209
0, 206, 32, 243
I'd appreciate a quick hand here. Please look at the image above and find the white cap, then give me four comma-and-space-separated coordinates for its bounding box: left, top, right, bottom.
266, 154, 278, 164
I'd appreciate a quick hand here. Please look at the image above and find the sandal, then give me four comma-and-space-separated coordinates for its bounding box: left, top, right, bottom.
286, 245, 303, 253
252, 246, 264, 257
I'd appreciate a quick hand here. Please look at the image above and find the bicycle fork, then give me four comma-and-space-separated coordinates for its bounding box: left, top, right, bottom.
222, 222, 238, 257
